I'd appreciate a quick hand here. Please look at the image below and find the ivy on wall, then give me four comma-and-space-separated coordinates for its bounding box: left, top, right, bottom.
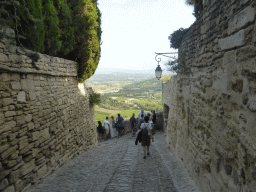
1, 0, 102, 82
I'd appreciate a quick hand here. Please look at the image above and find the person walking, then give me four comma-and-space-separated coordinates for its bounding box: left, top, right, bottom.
110, 116, 116, 138
152, 110, 156, 131
138, 109, 147, 127
116, 114, 124, 138
130, 113, 136, 137
139, 116, 153, 159
138, 114, 144, 130
104, 117, 110, 140
97, 121, 104, 142
150, 110, 154, 121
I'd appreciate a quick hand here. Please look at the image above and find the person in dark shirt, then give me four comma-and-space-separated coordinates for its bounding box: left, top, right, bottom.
130, 113, 136, 137
116, 114, 124, 138
97, 121, 104, 142
152, 110, 156, 124
152, 110, 156, 132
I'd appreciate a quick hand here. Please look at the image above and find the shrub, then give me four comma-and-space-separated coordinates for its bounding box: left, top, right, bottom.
186, 0, 203, 19
165, 51, 189, 74
169, 28, 188, 49
89, 90, 101, 106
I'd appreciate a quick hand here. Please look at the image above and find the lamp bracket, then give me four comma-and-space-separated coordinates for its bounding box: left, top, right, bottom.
155, 52, 178, 59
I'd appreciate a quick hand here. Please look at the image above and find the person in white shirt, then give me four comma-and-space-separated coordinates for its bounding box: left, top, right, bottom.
104, 117, 110, 140
110, 116, 116, 138
138, 110, 147, 127
139, 115, 153, 159
138, 109, 147, 119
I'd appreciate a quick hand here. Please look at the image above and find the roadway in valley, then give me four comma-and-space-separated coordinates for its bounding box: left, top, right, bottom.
26, 132, 199, 192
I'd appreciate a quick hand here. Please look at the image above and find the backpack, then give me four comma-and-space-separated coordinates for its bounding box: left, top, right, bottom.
142, 123, 149, 136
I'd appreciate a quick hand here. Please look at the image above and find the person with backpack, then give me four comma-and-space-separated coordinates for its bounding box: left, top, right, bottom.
139, 115, 153, 159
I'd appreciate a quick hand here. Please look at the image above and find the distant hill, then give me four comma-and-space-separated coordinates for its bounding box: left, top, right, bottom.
85, 72, 155, 84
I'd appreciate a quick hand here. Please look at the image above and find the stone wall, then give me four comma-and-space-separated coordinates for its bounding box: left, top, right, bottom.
0, 30, 97, 192
163, 0, 256, 191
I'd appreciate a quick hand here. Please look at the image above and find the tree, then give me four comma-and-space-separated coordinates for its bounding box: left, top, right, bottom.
69, 0, 101, 81
43, 0, 61, 55
2, 0, 102, 81
54, 0, 75, 57
17, 0, 45, 52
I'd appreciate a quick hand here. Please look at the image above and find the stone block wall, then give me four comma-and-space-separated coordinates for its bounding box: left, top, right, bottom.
163, 0, 256, 191
0, 30, 97, 191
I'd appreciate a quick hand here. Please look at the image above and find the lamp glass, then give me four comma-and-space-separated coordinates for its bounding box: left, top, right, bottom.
155, 65, 162, 80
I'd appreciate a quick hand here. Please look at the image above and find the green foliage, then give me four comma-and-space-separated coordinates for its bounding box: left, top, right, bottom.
186, 0, 203, 19
0, 0, 19, 44
169, 28, 188, 49
98, 77, 164, 112
54, 0, 75, 56
89, 90, 101, 106
165, 51, 189, 74
72, 0, 101, 82
17, 0, 45, 53
193, 0, 203, 19
0, 141, 7, 146
186, 0, 195, 5
2, 0, 101, 80
26, 52, 40, 70
43, 0, 61, 55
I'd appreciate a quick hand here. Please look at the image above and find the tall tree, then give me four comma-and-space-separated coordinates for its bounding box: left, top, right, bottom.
69, 0, 101, 81
17, 0, 45, 52
54, 0, 75, 57
43, 0, 61, 55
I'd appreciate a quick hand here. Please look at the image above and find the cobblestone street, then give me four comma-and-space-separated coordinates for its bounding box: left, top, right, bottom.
26, 132, 199, 192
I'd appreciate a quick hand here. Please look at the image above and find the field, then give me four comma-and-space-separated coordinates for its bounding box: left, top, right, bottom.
86, 73, 173, 123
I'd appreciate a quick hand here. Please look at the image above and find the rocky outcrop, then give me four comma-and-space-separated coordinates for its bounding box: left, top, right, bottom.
0, 29, 97, 191
163, 0, 256, 191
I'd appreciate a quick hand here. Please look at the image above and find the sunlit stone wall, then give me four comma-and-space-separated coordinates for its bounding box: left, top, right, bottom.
0, 29, 97, 192
163, 0, 256, 191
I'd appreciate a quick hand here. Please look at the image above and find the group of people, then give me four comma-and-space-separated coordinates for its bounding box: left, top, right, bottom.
96, 109, 157, 159
134, 110, 156, 159
97, 114, 125, 142
96, 110, 157, 155
130, 109, 156, 137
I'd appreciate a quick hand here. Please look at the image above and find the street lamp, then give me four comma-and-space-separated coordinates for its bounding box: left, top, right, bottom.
155, 52, 177, 131
155, 54, 162, 80
155, 55, 163, 131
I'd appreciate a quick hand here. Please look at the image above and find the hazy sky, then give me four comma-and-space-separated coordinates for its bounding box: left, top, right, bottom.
96, 0, 195, 74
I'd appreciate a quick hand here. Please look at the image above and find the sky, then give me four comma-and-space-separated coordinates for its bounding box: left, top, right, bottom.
95, 0, 195, 74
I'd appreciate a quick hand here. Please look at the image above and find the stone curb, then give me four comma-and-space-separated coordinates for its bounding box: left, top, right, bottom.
153, 134, 200, 192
